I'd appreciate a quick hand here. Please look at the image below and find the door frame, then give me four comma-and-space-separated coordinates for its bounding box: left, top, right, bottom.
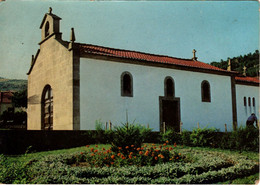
159, 96, 181, 132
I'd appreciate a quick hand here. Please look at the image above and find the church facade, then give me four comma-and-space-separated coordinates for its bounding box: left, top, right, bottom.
27, 9, 259, 132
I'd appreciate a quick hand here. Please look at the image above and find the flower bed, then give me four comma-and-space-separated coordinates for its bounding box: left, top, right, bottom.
28, 146, 259, 184
71, 142, 184, 167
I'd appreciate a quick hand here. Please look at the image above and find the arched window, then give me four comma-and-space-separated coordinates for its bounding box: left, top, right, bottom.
121, 72, 133, 97
252, 97, 255, 107
244, 97, 247, 106
45, 21, 50, 38
42, 85, 53, 130
164, 77, 175, 97
248, 97, 251, 106
201, 80, 211, 102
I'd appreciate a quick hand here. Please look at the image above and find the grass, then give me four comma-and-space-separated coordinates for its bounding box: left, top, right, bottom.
3, 144, 259, 184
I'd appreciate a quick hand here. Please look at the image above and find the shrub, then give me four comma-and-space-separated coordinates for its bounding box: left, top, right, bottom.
109, 122, 152, 154
0, 154, 32, 184
160, 129, 182, 144
180, 130, 191, 146
220, 126, 259, 152
190, 127, 219, 147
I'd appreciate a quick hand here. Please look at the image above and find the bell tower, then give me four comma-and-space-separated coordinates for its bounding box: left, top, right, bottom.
39, 7, 62, 44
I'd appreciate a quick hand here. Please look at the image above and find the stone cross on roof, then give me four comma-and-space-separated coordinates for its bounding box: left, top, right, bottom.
192, 49, 197, 61
227, 59, 231, 71
243, 65, 247, 76
49, 7, 52, 14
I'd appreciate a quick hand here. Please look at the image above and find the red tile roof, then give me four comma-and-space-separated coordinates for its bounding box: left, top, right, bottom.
0, 91, 13, 104
235, 76, 260, 84
78, 43, 235, 73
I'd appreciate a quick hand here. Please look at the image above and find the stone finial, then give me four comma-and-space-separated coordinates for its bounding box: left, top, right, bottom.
70, 28, 76, 42
243, 65, 247, 76
31, 55, 34, 66
68, 28, 76, 50
192, 49, 197, 61
227, 59, 231, 71
49, 7, 52, 14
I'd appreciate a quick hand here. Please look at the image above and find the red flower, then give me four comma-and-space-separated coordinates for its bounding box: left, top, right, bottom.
94, 149, 98, 153
121, 155, 126, 160
163, 143, 167, 146
166, 140, 169, 143
90, 148, 94, 152
111, 155, 115, 159
125, 146, 129, 149
95, 145, 98, 148
86, 145, 90, 148
80, 152, 83, 155
154, 156, 158, 160
118, 147, 122, 150
131, 145, 134, 147
174, 143, 177, 147
144, 151, 149, 156
139, 151, 143, 155
128, 155, 132, 159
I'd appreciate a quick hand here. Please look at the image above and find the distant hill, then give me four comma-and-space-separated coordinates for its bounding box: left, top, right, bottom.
210, 50, 259, 77
0, 77, 27, 92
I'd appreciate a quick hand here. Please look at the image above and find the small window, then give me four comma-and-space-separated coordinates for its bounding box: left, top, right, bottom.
45, 21, 50, 38
248, 97, 251, 106
244, 97, 247, 106
253, 97, 255, 107
121, 72, 133, 97
165, 77, 175, 97
201, 80, 211, 102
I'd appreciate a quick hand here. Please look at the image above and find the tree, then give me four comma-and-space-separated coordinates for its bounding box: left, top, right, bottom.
210, 50, 259, 77
12, 89, 27, 108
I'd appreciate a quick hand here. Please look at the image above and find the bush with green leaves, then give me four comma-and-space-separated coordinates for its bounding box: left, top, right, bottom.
107, 122, 152, 154
220, 126, 259, 152
180, 130, 191, 145
0, 154, 31, 184
160, 129, 182, 144
189, 127, 220, 147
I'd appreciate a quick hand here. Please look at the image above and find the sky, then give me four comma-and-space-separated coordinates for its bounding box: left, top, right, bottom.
0, 0, 258, 80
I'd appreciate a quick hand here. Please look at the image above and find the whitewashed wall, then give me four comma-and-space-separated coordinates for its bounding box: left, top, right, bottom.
236, 84, 259, 127
80, 58, 233, 131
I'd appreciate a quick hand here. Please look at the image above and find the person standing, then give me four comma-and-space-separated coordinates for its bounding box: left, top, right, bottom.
246, 113, 258, 128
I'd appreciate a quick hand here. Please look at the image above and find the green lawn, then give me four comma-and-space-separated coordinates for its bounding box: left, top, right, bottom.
1, 144, 259, 184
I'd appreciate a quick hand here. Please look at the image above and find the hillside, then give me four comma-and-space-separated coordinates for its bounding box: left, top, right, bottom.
210, 50, 259, 77
0, 77, 27, 92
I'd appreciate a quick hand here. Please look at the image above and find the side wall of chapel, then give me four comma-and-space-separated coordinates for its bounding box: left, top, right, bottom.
235, 84, 259, 127
79, 58, 233, 132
